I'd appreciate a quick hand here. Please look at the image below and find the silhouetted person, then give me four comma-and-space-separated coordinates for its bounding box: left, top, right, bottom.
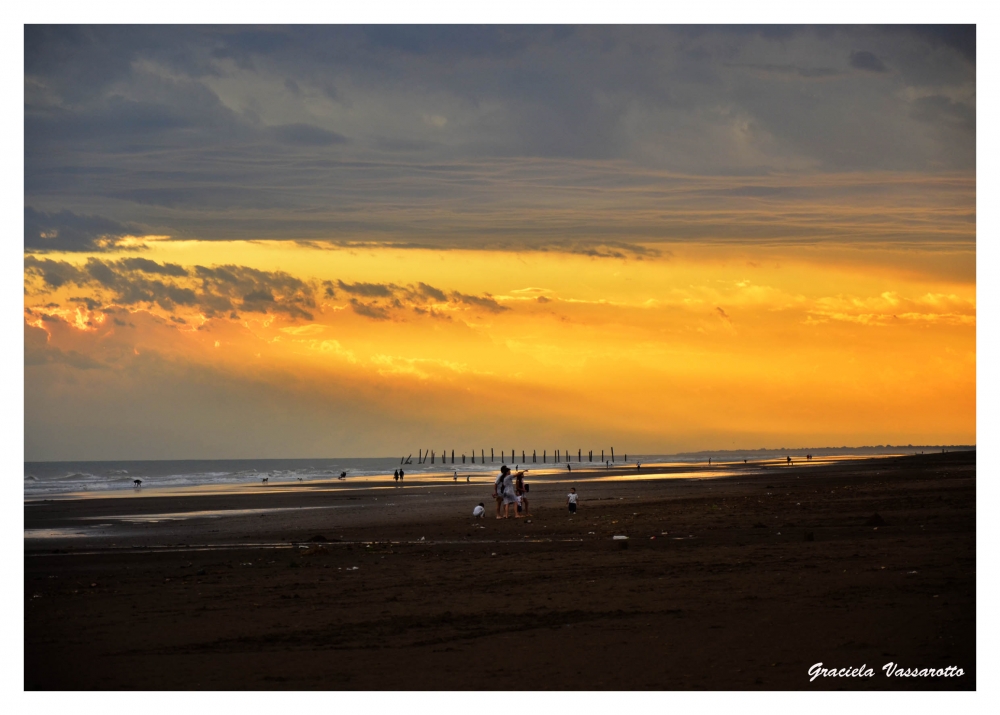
399, 469, 404, 481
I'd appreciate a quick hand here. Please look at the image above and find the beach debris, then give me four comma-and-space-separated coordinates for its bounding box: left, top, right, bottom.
612, 535, 628, 540
491, 552, 497, 557
864, 513, 888, 527
347, 566, 359, 571
89, 583, 97, 588
907, 570, 918, 575
419, 536, 426, 541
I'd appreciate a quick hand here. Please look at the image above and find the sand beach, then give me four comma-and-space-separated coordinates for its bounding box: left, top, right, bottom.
24, 451, 974, 690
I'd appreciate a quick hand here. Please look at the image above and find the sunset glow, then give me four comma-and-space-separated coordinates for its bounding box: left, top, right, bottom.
24, 26, 975, 459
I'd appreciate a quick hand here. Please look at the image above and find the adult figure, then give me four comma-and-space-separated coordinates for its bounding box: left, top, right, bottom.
502, 469, 522, 519
494, 467, 508, 518
399, 468, 405, 481
394, 469, 399, 483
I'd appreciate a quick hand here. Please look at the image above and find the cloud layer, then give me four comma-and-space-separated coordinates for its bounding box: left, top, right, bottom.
25, 26, 975, 250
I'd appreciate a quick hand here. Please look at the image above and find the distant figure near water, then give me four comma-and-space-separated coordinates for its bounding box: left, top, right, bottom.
399, 469, 404, 481
636, 462, 641, 471
133, 479, 142, 488
261, 477, 268, 484
567, 463, 571, 472
339, 471, 347, 480
393, 469, 399, 484
786, 456, 791, 465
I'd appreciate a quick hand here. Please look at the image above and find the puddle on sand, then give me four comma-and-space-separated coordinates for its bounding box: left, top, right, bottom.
25, 528, 93, 539
76, 504, 360, 524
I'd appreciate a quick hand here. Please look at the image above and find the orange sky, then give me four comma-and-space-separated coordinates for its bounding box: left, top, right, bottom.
24, 240, 975, 459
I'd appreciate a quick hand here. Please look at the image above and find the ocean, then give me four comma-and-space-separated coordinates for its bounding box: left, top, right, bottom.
23, 445, 968, 498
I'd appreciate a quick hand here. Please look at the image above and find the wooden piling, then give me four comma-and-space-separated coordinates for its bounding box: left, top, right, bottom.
533, 450, 536, 463
451, 449, 455, 464
543, 450, 546, 463
491, 448, 494, 462
611, 447, 615, 462
431, 450, 435, 464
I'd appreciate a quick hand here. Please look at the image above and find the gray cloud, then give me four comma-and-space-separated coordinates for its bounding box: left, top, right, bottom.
25, 206, 146, 252
328, 279, 510, 320
24, 26, 975, 251
850, 50, 887, 73
24, 256, 317, 319
266, 123, 348, 146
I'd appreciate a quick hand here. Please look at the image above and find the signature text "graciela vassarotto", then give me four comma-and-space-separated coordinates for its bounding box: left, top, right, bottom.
808, 663, 965, 682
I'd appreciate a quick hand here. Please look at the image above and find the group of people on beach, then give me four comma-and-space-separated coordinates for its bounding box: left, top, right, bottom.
492, 465, 530, 518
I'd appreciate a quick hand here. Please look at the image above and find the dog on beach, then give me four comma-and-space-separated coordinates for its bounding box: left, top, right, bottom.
133, 479, 142, 488
261, 477, 269, 484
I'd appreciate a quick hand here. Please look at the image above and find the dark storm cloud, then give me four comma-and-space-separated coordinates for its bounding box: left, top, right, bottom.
25, 206, 145, 252
326, 280, 509, 320
24, 256, 317, 319
336, 280, 395, 298
24, 26, 975, 250
117, 257, 189, 276
449, 292, 508, 313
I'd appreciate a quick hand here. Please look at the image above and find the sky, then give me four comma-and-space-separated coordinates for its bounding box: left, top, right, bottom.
23, 25, 976, 461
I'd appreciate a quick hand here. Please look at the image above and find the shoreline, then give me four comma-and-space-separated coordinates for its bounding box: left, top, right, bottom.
23, 451, 937, 504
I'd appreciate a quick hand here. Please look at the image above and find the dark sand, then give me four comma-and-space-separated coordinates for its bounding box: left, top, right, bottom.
24, 451, 975, 690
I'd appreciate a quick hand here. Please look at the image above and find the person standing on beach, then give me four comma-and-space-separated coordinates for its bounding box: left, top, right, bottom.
454, 470, 458, 481
502, 469, 521, 519
494, 467, 507, 518
567, 463, 571, 472
394, 469, 399, 483
567, 487, 578, 514
399, 469, 405, 481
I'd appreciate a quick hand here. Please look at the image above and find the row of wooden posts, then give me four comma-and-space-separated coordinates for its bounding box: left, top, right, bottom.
401, 448, 624, 465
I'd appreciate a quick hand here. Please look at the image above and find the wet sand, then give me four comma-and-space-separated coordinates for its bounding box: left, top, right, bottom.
24, 451, 975, 690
